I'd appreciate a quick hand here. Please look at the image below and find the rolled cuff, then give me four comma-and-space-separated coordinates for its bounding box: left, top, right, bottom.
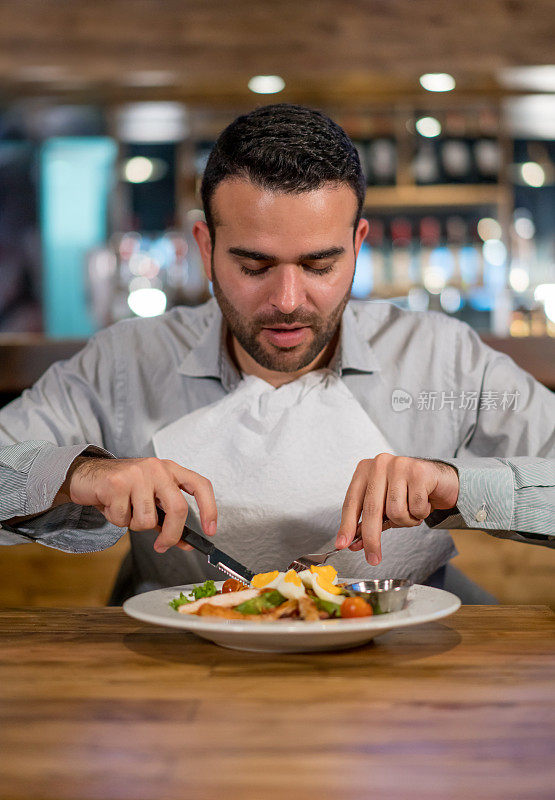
426, 457, 514, 531
26, 443, 115, 515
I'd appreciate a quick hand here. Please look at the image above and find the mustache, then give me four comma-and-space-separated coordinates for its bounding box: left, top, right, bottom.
253, 311, 320, 328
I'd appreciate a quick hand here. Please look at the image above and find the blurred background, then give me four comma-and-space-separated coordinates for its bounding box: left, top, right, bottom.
0, 0, 553, 607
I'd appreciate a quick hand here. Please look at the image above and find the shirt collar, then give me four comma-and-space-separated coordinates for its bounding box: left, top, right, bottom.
177, 299, 380, 390
334, 302, 381, 375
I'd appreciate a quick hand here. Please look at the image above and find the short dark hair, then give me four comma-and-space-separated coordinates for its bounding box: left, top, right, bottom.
200, 103, 366, 241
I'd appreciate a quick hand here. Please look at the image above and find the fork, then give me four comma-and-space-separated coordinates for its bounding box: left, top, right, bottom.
287, 533, 363, 572
287, 516, 391, 573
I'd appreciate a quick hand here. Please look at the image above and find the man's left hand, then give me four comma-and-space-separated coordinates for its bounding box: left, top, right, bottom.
336, 453, 459, 565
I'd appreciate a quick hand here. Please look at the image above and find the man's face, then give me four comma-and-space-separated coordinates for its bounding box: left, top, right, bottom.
193, 179, 369, 381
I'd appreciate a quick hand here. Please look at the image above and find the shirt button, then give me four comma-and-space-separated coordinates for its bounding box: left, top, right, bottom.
475, 508, 488, 523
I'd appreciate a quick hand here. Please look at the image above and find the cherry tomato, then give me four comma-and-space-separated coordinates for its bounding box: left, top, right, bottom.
341, 596, 373, 618
222, 578, 249, 593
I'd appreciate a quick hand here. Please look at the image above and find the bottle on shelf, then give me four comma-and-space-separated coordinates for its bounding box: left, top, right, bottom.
367, 138, 397, 186
411, 140, 440, 185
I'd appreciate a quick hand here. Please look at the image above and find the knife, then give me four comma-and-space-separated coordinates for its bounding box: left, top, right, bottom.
156, 508, 255, 584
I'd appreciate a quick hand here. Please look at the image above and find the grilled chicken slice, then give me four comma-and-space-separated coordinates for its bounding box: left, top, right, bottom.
177, 588, 258, 614
298, 596, 321, 621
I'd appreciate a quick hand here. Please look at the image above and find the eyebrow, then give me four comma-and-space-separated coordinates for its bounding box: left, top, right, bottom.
228, 246, 345, 263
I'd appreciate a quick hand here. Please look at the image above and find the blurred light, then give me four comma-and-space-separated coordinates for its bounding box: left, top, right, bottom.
477, 217, 502, 242
468, 287, 493, 311
536, 284, 555, 323
127, 287, 167, 317
124, 156, 154, 183
430, 246, 456, 281
423, 266, 446, 293
440, 286, 462, 313
534, 283, 555, 303
115, 102, 188, 143
499, 66, 555, 92
419, 73, 456, 92
509, 267, 530, 293
407, 287, 430, 312
117, 232, 141, 260
129, 253, 159, 278
459, 245, 480, 285
545, 296, 555, 324
503, 94, 555, 139
483, 239, 507, 266
521, 161, 545, 187
513, 212, 535, 240
415, 117, 442, 137
248, 75, 285, 94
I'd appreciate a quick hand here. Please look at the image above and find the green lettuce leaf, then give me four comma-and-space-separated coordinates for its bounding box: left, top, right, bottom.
191, 580, 218, 600
234, 590, 286, 615
169, 592, 191, 611
311, 596, 343, 618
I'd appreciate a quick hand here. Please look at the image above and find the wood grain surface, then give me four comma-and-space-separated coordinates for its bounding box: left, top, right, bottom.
1, 606, 554, 800
0, 0, 554, 103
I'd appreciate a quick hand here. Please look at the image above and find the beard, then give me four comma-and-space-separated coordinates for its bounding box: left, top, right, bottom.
211, 265, 353, 373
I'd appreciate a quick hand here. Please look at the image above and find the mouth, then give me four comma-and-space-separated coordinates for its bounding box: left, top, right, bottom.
261, 325, 310, 348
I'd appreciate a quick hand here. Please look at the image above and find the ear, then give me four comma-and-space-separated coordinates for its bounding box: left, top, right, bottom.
354, 217, 369, 259
192, 220, 214, 282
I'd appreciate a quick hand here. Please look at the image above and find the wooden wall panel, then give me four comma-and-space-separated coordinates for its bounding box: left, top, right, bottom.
0, 0, 553, 101
0, 533, 130, 608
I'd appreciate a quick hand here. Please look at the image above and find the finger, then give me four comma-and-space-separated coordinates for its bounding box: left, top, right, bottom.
336, 469, 368, 548
103, 497, 132, 528
349, 518, 391, 550
408, 482, 432, 521
152, 505, 193, 550
152, 484, 190, 553
175, 541, 194, 552
385, 479, 421, 527
169, 463, 217, 537
360, 470, 388, 566
129, 481, 158, 531
349, 523, 364, 551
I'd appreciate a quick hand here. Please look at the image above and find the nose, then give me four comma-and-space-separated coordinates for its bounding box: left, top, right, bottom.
268, 264, 306, 315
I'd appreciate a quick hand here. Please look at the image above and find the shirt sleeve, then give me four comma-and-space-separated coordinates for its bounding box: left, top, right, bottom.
426, 457, 555, 547
0, 328, 126, 552
425, 324, 555, 546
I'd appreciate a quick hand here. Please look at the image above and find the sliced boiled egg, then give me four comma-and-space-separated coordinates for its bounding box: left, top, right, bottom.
309, 564, 338, 585
275, 569, 307, 600
311, 572, 344, 605
298, 569, 344, 604
251, 570, 281, 590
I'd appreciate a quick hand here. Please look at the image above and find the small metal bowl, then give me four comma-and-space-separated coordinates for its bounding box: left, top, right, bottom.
344, 579, 412, 614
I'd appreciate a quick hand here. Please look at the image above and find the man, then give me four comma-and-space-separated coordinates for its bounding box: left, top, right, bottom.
1, 104, 553, 604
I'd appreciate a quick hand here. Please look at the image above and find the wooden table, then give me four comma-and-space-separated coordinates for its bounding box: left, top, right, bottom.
1, 606, 554, 800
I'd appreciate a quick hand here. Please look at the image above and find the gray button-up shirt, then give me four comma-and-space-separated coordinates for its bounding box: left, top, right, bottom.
1, 299, 553, 598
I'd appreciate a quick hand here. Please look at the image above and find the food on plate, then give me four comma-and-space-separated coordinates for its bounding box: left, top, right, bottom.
169, 565, 383, 621
341, 596, 374, 618
221, 578, 250, 593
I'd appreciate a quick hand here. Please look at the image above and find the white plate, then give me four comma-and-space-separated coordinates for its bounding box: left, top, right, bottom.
123, 581, 461, 653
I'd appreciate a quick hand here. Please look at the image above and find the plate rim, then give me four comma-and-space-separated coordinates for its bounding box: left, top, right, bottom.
123, 581, 461, 635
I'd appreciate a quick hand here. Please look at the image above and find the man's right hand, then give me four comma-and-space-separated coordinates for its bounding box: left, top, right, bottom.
58, 457, 217, 553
